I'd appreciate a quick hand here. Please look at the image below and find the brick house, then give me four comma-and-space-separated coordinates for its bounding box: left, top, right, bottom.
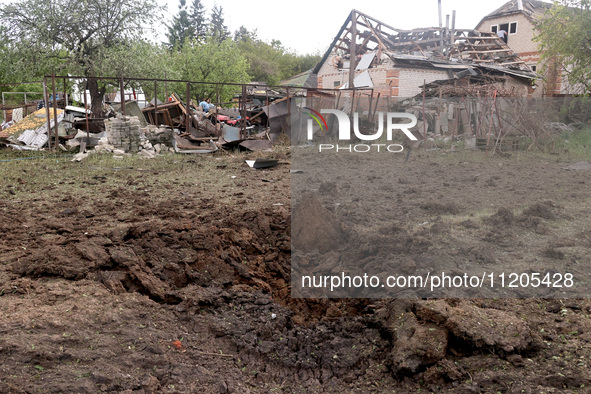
312, 10, 537, 101
475, 0, 581, 95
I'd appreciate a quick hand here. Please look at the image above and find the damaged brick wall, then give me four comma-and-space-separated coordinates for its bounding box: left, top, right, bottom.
105, 115, 141, 153
143, 125, 173, 147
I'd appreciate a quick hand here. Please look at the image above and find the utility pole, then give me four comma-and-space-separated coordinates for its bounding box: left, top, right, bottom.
349, 10, 357, 91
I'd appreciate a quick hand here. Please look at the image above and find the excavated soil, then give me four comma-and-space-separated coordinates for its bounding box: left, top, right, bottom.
1, 149, 591, 393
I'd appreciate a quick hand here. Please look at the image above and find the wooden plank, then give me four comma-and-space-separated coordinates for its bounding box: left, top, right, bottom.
463, 49, 514, 54
462, 36, 504, 41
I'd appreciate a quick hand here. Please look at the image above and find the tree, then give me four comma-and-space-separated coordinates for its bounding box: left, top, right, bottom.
189, 0, 208, 43
234, 25, 258, 43
210, 5, 230, 43
534, 0, 591, 94
233, 28, 322, 85
0, 0, 161, 117
168, 37, 250, 103
167, 0, 195, 50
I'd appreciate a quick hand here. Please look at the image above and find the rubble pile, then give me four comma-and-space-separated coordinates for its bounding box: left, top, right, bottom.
105, 115, 141, 153
143, 125, 174, 148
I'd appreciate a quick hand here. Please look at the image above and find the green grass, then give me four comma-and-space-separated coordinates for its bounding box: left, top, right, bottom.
0, 148, 241, 201
554, 127, 591, 159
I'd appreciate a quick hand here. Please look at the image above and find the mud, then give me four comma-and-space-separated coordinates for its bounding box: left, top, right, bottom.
1, 150, 591, 392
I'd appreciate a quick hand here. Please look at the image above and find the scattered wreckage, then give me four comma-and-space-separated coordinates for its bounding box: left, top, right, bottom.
0, 85, 290, 161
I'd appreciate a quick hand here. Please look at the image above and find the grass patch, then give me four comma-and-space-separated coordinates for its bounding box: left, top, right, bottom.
554, 127, 591, 160
0, 148, 243, 201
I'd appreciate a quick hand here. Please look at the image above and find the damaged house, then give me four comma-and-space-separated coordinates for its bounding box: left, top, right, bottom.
312, 10, 538, 101
475, 0, 582, 96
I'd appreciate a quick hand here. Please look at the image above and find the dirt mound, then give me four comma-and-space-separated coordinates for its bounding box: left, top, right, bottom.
8, 206, 292, 306
522, 200, 558, 220
379, 299, 540, 378
420, 201, 461, 215
292, 193, 346, 253
415, 300, 537, 353
484, 207, 516, 227
3, 151, 591, 392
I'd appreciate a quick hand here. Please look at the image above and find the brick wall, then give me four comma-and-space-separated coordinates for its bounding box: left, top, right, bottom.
398, 68, 448, 98
317, 55, 448, 100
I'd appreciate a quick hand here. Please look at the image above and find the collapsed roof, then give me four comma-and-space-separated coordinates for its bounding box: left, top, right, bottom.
479, 0, 552, 24
314, 10, 536, 81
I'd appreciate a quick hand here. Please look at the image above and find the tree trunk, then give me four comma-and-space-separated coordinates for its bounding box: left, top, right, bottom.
87, 78, 106, 118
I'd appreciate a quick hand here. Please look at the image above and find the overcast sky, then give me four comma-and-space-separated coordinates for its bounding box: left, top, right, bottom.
163, 0, 550, 54
0, 0, 552, 55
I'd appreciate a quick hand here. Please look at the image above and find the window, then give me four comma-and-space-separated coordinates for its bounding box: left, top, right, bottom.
491, 25, 498, 33
509, 22, 517, 34
334, 81, 340, 88
530, 65, 537, 72
498, 23, 509, 43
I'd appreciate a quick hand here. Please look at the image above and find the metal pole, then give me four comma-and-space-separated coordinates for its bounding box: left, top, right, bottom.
451, 10, 456, 46
266, 88, 269, 130
164, 72, 168, 102
52, 74, 59, 150
349, 10, 357, 92
120, 75, 125, 115
84, 81, 90, 147
43, 78, 52, 150
64, 77, 68, 107
372, 93, 381, 123
423, 79, 427, 140
186, 82, 191, 133
154, 80, 158, 126
241, 84, 247, 140
486, 89, 498, 154
286, 87, 290, 119
368, 90, 374, 121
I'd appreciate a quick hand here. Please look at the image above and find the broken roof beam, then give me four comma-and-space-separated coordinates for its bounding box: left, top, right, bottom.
462, 36, 506, 41
388, 36, 450, 49
360, 14, 389, 51
499, 61, 527, 65
353, 9, 400, 35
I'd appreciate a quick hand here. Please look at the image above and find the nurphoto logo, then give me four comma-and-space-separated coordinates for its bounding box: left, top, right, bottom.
304, 108, 418, 153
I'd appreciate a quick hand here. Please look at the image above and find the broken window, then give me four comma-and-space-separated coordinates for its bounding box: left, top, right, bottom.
491, 25, 498, 34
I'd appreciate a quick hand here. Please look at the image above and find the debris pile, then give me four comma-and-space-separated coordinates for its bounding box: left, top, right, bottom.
1, 81, 295, 157
105, 115, 142, 153
1, 108, 64, 150
144, 125, 174, 147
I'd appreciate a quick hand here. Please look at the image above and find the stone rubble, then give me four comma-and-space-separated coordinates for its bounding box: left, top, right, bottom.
72, 116, 174, 162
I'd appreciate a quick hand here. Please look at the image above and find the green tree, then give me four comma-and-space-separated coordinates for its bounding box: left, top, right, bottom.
1, 0, 161, 117
168, 37, 250, 103
210, 5, 230, 43
189, 0, 208, 42
534, 0, 591, 94
234, 25, 258, 42
233, 27, 321, 86
167, 0, 195, 50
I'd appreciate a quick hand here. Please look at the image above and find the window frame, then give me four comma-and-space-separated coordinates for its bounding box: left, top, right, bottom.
509, 21, 518, 35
